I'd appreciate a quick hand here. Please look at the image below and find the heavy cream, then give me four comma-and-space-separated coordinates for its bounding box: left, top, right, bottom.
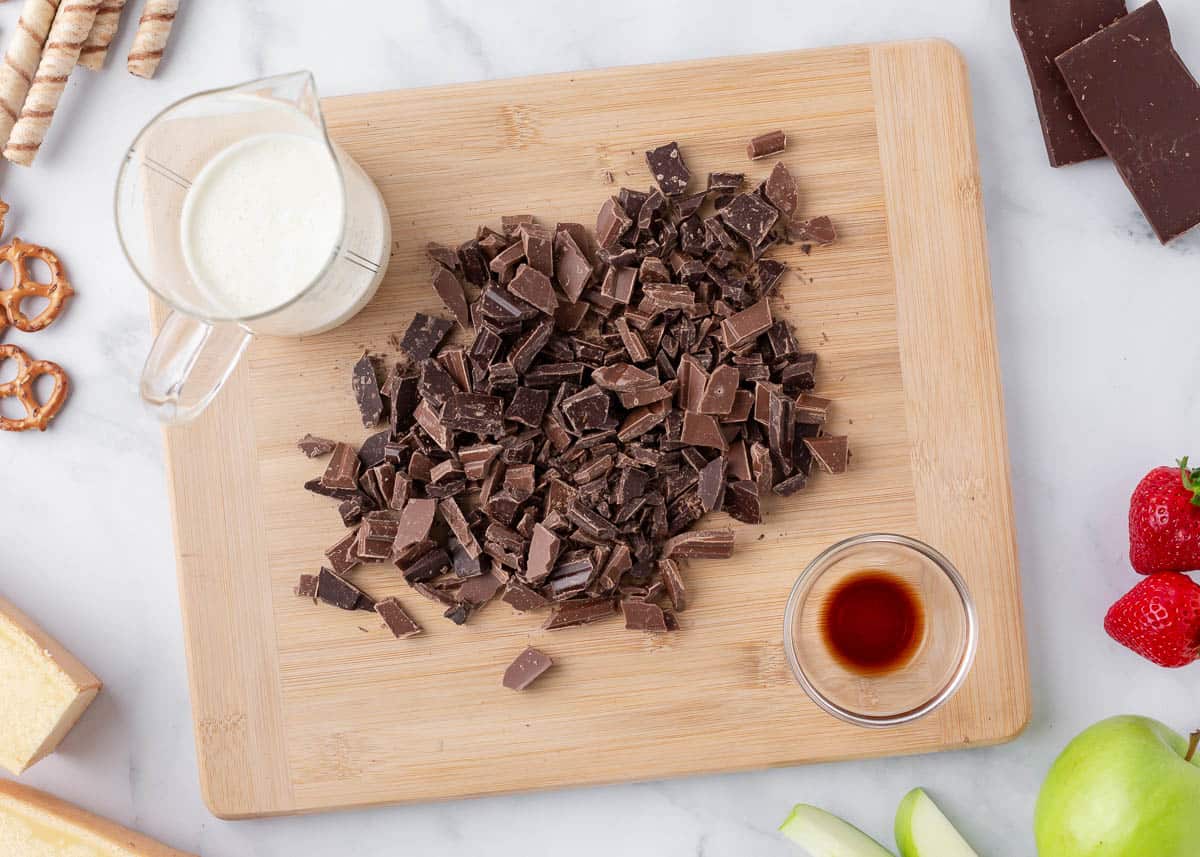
180, 132, 344, 319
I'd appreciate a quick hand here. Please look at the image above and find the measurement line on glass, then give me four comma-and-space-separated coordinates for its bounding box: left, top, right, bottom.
343, 249, 380, 273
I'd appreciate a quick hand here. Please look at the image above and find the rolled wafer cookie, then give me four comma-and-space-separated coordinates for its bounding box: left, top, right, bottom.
3, 0, 100, 166
77, 0, 126, 70
126, 0, 177, 78
0, 0, 62, 149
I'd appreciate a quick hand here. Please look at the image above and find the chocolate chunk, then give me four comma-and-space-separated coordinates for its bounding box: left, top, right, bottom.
1057, 2, 1200, 242
438, 497, 481, 558
502, 646, 554, 690
773, 472, 808, 496
708, 171, 744, 191
697, 364, 739, 415
510, 317, 554, 374
458, 240, 489, 286
324, 528, 361, 575
681, 411, 727, 451
351, 353, 384, 428
746, 129, 786, 159
719, 193, 779, 246
399, 313, 454, 361
721, 298, 773, 349
567, 499, 617, 541
764, 161, 798, 216
426, 241, 461, 272
561, 385, 611, 432
556, 232, 594, 302
316, 567, 367, 611
725, 480, 762, 523
321, 443, 361, 491
661, 529, 735, 559
526, 523, 563, 585
592, 363, 658, 392
503, 579, 549, 611
768, 392, 796, 474
432, 267, 471, 328
519, 223, 555, 278
595, 197, 632, 249
788, 216, 837, 247
794, 393, 831, 425
443, 393, 505, 435
804, 435, 849, 474
400, 547, 451, 583
392, 497, 437, 554
505, 386, 549, 427
443, 603, 472, 625
458, 571, 504, 605
357, 513, 400, 559
645, 141, 690, 197
508, 264, 559, 315
697, 456, 728, 513
418, 358, 459, 410
543, 597, 617, 629
298, 433, 336, 458
1011, 0, 1126, 167
657, 558, 687, 611
294, 573, 318, 598
376, 597, 423, 638
623, 600, 670, 633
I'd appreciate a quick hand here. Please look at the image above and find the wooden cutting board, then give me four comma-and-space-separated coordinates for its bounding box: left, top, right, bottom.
160, 39, 1029, 819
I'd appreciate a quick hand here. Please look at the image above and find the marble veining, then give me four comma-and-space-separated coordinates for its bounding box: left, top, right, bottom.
3, 1, 1199, 855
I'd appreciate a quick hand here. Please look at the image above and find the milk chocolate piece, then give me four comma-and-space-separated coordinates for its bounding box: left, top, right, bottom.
399, 313, 454, 361
432, 267, 471, 328
294, 573, 318, 598
543, 597, 617, 629
503, 579, 549, 611
376, 597, 423, 638
719, 193, 778, 246
698, 364, 739, 415
526, 524, 562, 585
567, 499, 617, 541
721, 298, 773, 349
592, 363, 658, 392
764, 161, 798, 216
508, 265, 558, 315
561, 385, 611, 432
804, 435, 850, 474
324, 528, 360, 575
645, 141, 690, 196
459, 240, 489, 286
747, 129, 786, 159
773, 472, 808, 496
697, 456, 728, 513
321, 443, 361, 491
1057, 1, 1200, 242
459, 571, 504, 605
316, 567, 367, 610
596, 197, 632, 249
681, 411, 727, 451
725, 480, 762, 523
438, 498, 481, 558
794, 393, 831, 425
708, 171, 744, 191
502, 646, 554, 690
788, 216, 836, 247
519, 223, 555, 277
661, 529, 735, 559
1011, 0, 1126, 167
393, 498, 437, 553
657, 558, 687, 610
556, 233, 593, 302
357, 513, 400, 559
426, 241, 461, 272
400, 547, 451, 583
298, 434, 336, 458
623, 600, 670, 632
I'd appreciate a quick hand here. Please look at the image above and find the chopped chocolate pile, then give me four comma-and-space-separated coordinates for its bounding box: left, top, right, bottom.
297, 138, 848, 651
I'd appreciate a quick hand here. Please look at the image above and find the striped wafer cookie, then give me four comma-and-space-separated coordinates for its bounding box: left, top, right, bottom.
126, 0, 177, 79
3, 0, 100, 166
77, 0, 126, 70
0, 0, 62, 148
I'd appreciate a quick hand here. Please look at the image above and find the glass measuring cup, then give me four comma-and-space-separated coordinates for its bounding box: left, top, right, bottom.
115, 71, 391, 423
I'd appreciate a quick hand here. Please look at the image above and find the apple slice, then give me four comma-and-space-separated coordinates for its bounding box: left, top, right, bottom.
780, 804, 896, 856
894, 788, 979, 857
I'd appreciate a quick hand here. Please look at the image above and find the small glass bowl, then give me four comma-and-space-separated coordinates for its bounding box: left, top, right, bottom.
783, 533, 978, 728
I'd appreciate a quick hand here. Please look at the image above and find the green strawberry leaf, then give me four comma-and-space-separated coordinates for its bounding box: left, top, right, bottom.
1179, 457, 1200, 506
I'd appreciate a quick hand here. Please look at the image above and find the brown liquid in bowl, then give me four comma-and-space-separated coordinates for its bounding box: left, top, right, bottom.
820, 570, 924, 675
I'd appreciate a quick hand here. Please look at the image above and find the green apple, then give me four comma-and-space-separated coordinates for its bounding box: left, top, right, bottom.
780, 804, 896, 856
894, 788, 979, 857
1035, 715, 1200, 857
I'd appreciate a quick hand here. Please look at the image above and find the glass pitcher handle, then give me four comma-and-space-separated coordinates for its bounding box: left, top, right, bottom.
140, 309, 252, 424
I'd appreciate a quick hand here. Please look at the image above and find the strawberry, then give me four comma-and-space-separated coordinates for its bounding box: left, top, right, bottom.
1129, 457, 1200, 574
1104, 572, 1200, 668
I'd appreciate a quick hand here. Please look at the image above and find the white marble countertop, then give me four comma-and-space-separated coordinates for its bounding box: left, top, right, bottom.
3, 0, 1200, 854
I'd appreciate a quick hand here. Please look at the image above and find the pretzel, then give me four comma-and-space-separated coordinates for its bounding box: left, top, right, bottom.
0, 237, 74, 334
0, 199, 8, 239
0, 343, 69, 431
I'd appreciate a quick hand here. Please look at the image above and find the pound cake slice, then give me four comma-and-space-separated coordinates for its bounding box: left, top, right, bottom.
0, 596, 101, 775
0, 780, 196, 856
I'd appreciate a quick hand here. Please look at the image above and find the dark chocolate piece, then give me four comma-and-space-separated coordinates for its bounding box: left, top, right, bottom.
399, 312, 454, 361
432, 267, 471, 328
697, 364, 739, 415
595, 197, 632, 249
725, 480, 762, 523
351, 353, 384, 428
357, 513, 400, 559
324, 528, 360, 575
697, 456, 728, 513
661, 529, 735, 559
503, 579, 549, 611
543, 597, 617, 629
645, 141, 690, 197
658, 558, 686, 611
443, 393, 505, 435
321, 442, 361, 491
764, 161, 798, 216
746, 130, 786, 159
502, 646, 553, 690
526, 523, 562, 585
458, 571, 504, 605
297, 434, 336, 458
508, 265, 559, 315
294, 573, 318, 598
376, 597, 423, 638
721, 298, 773, 349
1011, 0, 1126, 167
788, 216, 837, 247
316, 567, 367, 611
1057, 1, 1200, 243
505, 386, 549, 427
519, 223, 555, 278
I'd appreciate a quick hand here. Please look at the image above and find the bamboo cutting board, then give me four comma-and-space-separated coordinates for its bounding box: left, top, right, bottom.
160, 40, 1029, 819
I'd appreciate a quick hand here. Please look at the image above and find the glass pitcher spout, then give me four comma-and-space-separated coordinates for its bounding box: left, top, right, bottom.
224, 71, 327, 134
